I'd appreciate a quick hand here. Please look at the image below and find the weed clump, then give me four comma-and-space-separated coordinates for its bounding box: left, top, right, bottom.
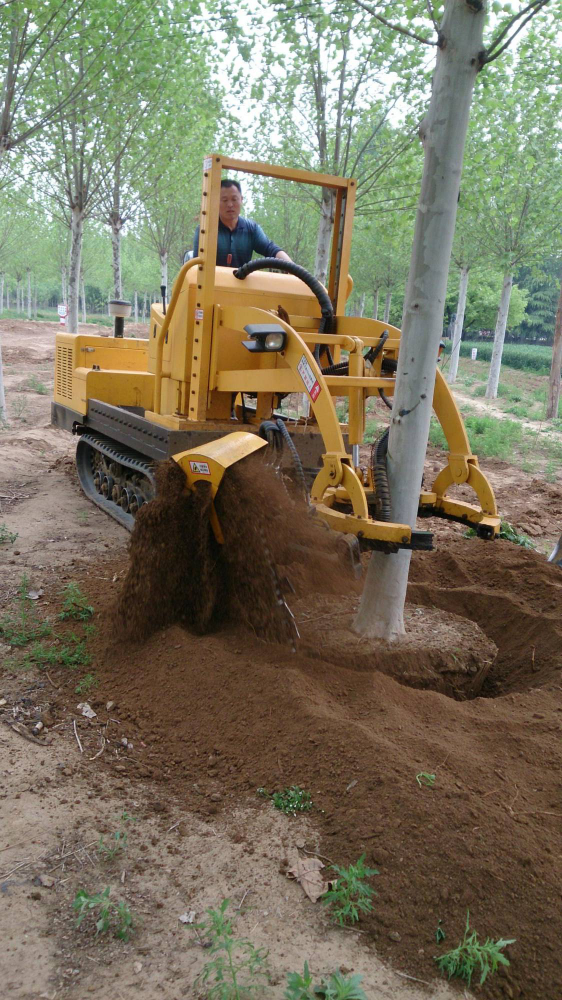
73, 887, 134, 940
435, 910, 515, 987
322, 855, 378, 926
195, 899, 269, 998
285, 961, 366, 999
258, 785, 313, 815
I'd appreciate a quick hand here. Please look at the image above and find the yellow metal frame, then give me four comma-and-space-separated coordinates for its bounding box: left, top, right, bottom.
53, 152, 500, 542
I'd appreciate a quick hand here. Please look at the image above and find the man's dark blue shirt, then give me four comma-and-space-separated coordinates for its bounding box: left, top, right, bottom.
192, 216, 282, 267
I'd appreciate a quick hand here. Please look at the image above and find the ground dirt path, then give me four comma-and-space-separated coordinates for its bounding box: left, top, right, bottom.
1, 320, 562, 1000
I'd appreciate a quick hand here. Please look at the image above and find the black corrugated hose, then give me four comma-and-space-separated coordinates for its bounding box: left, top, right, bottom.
371, 427, 391, 522
233, 257, 334, 335
258, 418, 309, 504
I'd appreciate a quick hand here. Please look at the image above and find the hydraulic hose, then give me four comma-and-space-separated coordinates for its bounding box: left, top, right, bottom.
233, 257, 334, 335
371, 427, 391, 522
276, 418, 308, 504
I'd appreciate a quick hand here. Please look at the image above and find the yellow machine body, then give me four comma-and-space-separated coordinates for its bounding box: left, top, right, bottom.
52, 154, 500, 545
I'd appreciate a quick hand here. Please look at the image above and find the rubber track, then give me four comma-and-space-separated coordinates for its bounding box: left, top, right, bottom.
75, 432, 156, 532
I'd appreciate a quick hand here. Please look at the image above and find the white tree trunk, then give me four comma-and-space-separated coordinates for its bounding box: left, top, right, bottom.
160, 252, 168, 289
6, 284, 9, 310
66, 207, 84, 334
353, 0, 485, 640
546, 274, 562, 420
0, 332, 6, 422
134, 289, 138, 323
27, 269, 31, 319
33, 282, 37, 319
81, 274, 87, 324
485, 271, 513, 398
447, 265, 469, 384
373, 287, 379, 320
142, 291, 147, 321
0, 272, 4, 314
383, 290, 392, 324
357, 293, 365, 318
61, 264, 67, 305
314, 187, 334, 284
111, 222, 122, 299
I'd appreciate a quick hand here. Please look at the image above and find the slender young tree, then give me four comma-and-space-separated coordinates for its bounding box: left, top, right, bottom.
353, 0, 555, 640
546, 271, 562, 420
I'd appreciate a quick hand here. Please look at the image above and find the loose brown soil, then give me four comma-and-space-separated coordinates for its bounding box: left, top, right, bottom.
2, 320, 562, 1000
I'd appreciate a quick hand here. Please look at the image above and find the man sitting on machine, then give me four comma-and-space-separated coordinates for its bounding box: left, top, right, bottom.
188, 178, 292, 267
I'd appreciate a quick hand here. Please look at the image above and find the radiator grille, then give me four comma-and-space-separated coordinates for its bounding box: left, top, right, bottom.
55, 345, 74, 400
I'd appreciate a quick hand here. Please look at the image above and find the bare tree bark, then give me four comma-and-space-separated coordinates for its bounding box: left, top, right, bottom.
447, 264, 469, 384
357, 292, 366, 317
373, 285, 379, 320
81, 273, 87, 324
66, 206, 84, 334
61, 263, 67, 305
6, 284, 9, 310
26, 267, 31, 319
485, 270, 513, 398
383, 289, 392, 323
546, 274, 562, 420
0, 272, 4, 314
353, 0, 485, 640
134, 289, 138, 323
314, 187, 334, 283
110, 155, 123, 298
0, 332, 6, 423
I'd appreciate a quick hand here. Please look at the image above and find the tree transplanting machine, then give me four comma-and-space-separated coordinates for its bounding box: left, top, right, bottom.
52, 155, 500, 626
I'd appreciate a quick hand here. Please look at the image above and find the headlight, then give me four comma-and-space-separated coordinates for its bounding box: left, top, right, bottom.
264, 331, 285, 351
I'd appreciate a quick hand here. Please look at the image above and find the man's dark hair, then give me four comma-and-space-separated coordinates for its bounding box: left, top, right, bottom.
221, 178, 242, 194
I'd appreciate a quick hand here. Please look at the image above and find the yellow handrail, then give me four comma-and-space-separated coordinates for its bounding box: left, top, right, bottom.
154, 257, 202, 413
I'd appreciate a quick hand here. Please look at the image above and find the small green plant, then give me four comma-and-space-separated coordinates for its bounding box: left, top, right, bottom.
436, 919, 446, 943
75, 672, 98, 694
285, 962, 366, 1000
20, 634, 91, 670
257, 786, 313, 816
25, 374, 48, 394
322, 855, 378, 926
416, 771, 436, 788
0, 523, 18, 545
498, 520, 535, 549
59, 636, 91, 668
435, 910, 515, 988
72, 887, 134, 940
83, 622, 97, 637
195, 899, 269, 999
59, 582, 94, 620
98, 829, 128, 861
0, 575, 52, 646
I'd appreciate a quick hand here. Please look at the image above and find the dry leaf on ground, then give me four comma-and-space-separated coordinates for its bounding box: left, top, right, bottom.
287, 855, 332, 903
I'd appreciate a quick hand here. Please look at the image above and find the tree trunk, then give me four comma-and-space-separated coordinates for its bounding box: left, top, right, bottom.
314, 187, 334, 284
373, 287, 379, 320
81, 274, 87, 325
27, 268, 31, 319
546, 274, 562, 420
61, 264, 67, 305
6, 284, 9, 310
160, 252, 168, 289
485, 271, 513, 398
66, 206, 84, 334
353, 0, 485, 640
142, 291, 147, 321
0, 332, 6, 423
0, 272, 4, 314
134, 289, 138, 323
110, 156, 123, 299
357, 293, 365, 318
383, 290, 392, 324
447, 265, 469, 384
33, 281, 37, 320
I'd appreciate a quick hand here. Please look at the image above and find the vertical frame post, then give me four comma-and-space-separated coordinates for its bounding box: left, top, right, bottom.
190, 154, 222, 420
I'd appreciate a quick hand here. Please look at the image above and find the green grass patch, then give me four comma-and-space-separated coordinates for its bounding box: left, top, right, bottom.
443, 341, 552, 375
258, 785, 313, 816
429, 414, 524, 463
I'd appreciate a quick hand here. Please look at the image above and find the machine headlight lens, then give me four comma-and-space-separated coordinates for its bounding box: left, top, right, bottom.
264, 331, 285, 351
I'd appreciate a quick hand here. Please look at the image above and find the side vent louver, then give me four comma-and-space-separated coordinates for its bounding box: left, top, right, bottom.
55, 345, 73, 400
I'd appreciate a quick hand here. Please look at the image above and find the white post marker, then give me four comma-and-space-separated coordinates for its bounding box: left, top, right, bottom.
471, 348, 477, 361
58, 303, 68, 326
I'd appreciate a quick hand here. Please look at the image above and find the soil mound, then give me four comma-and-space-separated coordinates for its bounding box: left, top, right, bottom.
84, 527, 562, 1000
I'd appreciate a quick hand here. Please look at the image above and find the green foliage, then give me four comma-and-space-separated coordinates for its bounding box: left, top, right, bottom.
0, 523, 18, 545
0, 575, 52, 646
498, 520, 536, 549
436, 920, 446, 944
195, 899, 269, 999
75, 672, 98, 694
58, 582, 94, 621
73, 887, 134, 940
442, 341, 552, 375
322, 855, 378, 927
435, 911, 515, 988
24, 374, 48, 394
416, 772, 436, 788
285, 962, 367, 1000
257, 786, 313, 816
98, 830, 128, 862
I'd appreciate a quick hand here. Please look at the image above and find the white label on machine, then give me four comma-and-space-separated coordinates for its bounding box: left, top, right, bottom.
195, 308, 203, 321
189, 460, 211, 476
297, 354, 321, 402
203, 157, 212, 170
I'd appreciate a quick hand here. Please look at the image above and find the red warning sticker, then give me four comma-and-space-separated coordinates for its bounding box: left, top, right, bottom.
297, 354, 321, 402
